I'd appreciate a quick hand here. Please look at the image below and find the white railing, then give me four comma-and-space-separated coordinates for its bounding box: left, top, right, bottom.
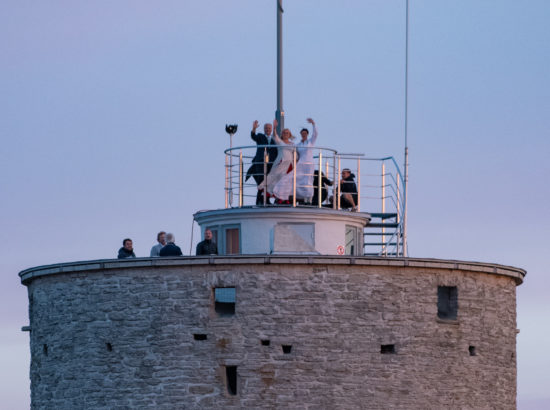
224, 146, 406, 256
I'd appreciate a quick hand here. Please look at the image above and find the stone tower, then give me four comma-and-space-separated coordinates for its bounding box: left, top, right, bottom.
20, 145, 525, 409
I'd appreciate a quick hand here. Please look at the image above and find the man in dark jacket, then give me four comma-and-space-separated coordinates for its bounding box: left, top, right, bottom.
340, 168, 358, 211
117, 238, 136, 259
246, 120, 278, 205
196, 229, 218, 255
159, 233, 183, 256
312, 170, 333, 206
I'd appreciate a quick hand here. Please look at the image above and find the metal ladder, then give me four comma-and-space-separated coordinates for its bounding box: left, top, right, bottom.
363, 212, 404, 257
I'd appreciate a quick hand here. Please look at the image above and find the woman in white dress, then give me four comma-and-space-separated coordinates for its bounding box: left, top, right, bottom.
258, 119, 295, 203
295, 118, 318, 204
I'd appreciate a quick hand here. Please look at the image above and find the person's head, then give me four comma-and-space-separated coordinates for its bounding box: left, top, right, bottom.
204, 229, 213, 240
264, 123, 272, 136
300, 128, 309, 142
342, 168, 353, 179
166, 233, 175, 244
123, 238, 133, 251
281, 128, 292, 142
157, 231, 166, 245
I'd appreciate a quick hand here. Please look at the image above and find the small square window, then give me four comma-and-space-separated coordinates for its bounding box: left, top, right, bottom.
438, 286, 458, 320
215, 288, 236, 316
380, 344, 396, 354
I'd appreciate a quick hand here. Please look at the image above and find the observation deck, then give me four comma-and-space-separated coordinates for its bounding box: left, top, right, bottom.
193, 145, 406, 257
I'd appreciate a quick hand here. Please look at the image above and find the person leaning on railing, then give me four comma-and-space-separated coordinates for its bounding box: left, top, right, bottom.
340, 168, 358, 211
117, 238, 136, 259
246, 120, 278, 205
312, 170, 333, 206
159, 233, 183, 257
196, 229, 218, 256
150, 231, 167, 257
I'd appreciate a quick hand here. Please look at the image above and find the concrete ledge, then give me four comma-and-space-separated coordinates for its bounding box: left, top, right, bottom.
19, 255, 526, 285
193, 206, 371, 224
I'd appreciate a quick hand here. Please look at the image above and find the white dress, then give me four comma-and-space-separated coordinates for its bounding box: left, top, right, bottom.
258, 132, 295, 200
295, 125, 318, 201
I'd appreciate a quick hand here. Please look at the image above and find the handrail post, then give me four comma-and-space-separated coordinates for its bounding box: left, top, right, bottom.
337, 156, 341, 210
292, 147, 297, 207
318, 151, 323, 208
381, 162, 386, 256
225, 153, 229, 208
239, 150, 243, 207
263, 147, 268, 206
357, 158, 361, 212
229, 137, 233, 207
396, 174, 401, 257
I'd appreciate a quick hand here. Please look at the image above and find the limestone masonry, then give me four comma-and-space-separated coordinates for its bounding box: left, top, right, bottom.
20, 256, 524, 409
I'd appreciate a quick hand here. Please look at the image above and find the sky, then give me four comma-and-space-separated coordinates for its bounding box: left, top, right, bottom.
1, 1, 549, 408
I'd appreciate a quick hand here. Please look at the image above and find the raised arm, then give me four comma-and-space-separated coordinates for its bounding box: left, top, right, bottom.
272, 119, 283, 145
250, 120, 261, 142
307, 118, 318, 144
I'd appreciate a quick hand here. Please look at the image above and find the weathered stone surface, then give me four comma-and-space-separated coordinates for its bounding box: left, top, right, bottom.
23, 259, 521, 409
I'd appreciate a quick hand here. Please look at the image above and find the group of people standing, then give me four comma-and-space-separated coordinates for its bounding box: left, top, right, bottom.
117, 229, 219, 259
246, 118, 319, 205
246, 118, 359, 210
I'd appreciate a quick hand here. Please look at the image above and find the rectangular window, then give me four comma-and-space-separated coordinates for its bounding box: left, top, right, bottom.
225, 366, 237, 395
215, 287, 236, 316
225, 228, 240, 255
205, 225, 240, 255
437, 286, 458, 320
380, 344, 396, 354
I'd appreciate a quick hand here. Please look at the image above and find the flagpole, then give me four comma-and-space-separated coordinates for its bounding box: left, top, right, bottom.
402, 0, 409, 257
275, 0, 284, 135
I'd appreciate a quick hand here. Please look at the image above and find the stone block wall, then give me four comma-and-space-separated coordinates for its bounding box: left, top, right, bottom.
22, 257, 523, 409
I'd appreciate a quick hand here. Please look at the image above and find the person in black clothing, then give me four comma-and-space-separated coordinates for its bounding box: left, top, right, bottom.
311, 170, 333, 206
196, 229, 218, 255
117, 238, 136, 259
245, 120, 279, 205
340, 168, 358, 211
159, 233, 183, 256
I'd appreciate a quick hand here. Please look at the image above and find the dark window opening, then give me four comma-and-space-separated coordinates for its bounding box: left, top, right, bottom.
215, 288, 236, 316
194, 334, 207, 341
261, 339, 270, 346
469, 346, 476, 356
226, 366, 237, 396
437, 286, 458, 320
381, 344, 396, 354
282, 345, 292, 354
106, 342, 113, 352
43, 344, 48, 356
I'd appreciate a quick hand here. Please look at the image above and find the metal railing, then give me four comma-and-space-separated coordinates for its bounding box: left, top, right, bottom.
224, 145, 406, 257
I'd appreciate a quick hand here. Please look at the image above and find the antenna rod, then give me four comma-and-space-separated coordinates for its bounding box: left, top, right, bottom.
275, 0, 284, 135
402, 0, 409, 256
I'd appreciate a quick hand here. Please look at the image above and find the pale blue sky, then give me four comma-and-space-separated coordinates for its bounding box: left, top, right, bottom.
1, 1, 548, 408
